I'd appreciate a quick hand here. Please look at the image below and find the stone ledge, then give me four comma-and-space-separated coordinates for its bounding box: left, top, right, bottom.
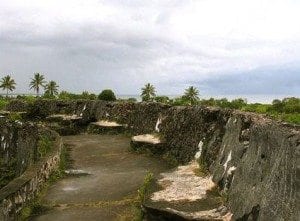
143, 161, 231, 221
87, 120, 126, 134
46, 114, 82, 122
130, 134, 165, 154
132, 134, 162, 145
91, 120, 125, 127
144, 205, 231, 221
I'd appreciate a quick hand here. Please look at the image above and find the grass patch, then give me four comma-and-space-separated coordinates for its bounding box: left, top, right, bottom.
37, 135, 54, 158
19, 202, 51, 220
129, 172, 154, 221
0, 99, 8, 110
137, 172, 153, 203
269, 113, 300, 124
8, 112, 23, 122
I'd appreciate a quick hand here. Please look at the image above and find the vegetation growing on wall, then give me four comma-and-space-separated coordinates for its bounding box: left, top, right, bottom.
37, 135, 54, 158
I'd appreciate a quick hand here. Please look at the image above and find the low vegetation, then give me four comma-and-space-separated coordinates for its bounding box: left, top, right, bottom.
0, 97, 9, 110
58, 90, 97, 100
133, 172, 154, 221
37, 135, 54, 158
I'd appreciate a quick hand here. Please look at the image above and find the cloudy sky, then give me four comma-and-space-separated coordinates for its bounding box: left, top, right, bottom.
0, 0, 299, 101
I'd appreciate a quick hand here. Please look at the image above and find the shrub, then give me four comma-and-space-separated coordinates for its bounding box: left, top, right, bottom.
98, 89, 117, 101
154, 96, 170, 104
127, 97, 137, 102
58, 91, 97, 100
171, 97, 190, 106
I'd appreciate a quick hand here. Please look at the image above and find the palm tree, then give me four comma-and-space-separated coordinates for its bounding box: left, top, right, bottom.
183, 86, 199, 105
44, 81, 59, 97
141, 83, 156, 102
29, 73, 46, 96
0, 75, 16, 98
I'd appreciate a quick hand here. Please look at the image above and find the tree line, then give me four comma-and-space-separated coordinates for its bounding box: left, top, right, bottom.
0, 76, 299, 124
0, 74, 59, 98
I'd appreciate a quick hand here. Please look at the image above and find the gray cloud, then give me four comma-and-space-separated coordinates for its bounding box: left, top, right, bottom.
0, 0, 299, 98
196, 66, 300, 96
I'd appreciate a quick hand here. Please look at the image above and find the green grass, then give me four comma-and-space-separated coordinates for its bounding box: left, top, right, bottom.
269, 113, 300, 124
37, 135, 54, 158
8, 112, 23, 122
137, 172, 153, 203
19, 201, 51, 220
131, 172, 154, 221
0, 99, 8, 110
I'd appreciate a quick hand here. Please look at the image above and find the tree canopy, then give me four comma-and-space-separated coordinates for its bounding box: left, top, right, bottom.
0, 75, 16, 97
44, 81, 59, 98
141, 83, 156, 102
29, 73, 46, 96
183, 86, 199, 105
98, 89, 117, 101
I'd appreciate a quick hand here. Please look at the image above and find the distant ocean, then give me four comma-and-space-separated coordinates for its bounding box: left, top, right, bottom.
117, 94, 299, 104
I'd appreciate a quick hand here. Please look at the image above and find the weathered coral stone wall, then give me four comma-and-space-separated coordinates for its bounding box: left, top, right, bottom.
0, 116, 62, 221
5, 99, 300, 220
0, 118, 39, 189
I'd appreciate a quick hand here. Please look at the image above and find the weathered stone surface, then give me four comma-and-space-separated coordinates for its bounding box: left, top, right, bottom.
5, 99, 300, 220
132, 134, 162, 144
211, 114, 300, 221
131, 134, 165, 155
0, 117, 62, 220
44, 114, 84, 135
0, 117, 39, 188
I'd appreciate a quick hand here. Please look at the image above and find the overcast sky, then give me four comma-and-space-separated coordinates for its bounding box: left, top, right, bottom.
0, 0, 299, 100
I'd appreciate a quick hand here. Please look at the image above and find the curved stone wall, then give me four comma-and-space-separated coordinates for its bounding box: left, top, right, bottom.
0, 116, 62, 220
5, 99, 300, 220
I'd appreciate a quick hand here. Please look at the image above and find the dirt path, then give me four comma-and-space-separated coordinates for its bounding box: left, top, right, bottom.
31, 134, 171, 221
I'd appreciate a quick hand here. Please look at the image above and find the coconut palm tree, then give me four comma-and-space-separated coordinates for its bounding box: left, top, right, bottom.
141, 83, 156, 102
0, 75, 16, 98
44, 81, 59, 97
29, 73, 46, 96
183, 86, 199, 105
